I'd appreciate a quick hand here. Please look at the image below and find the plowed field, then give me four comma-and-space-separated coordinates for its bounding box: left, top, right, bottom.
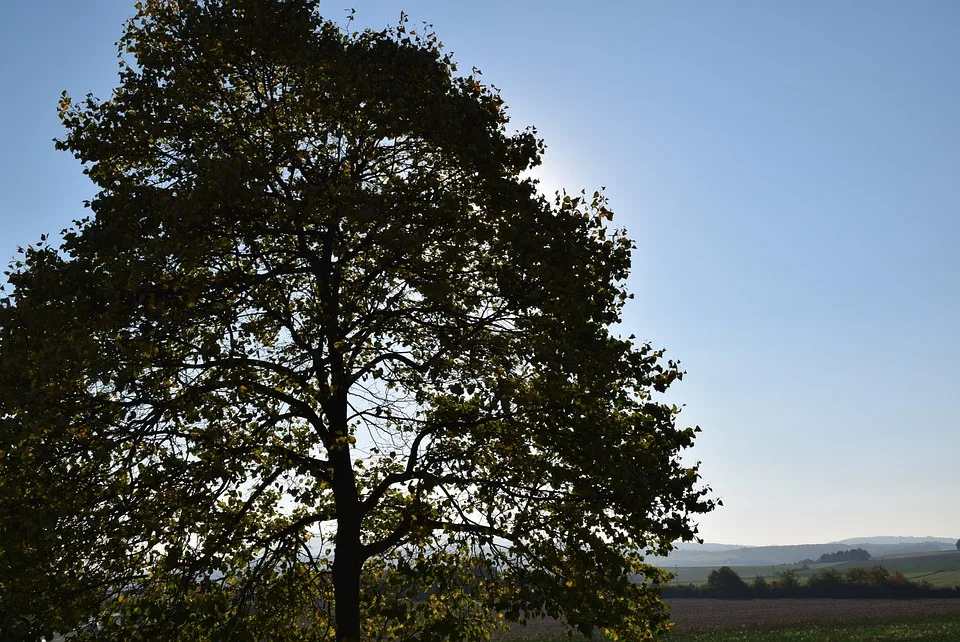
666, 598, 960, 629
498, 598, 960, 637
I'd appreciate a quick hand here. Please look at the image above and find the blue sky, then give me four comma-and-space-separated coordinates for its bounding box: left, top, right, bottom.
2, 1, 958, 546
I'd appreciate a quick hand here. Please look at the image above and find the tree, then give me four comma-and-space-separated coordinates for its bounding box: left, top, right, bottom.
750, 574, 769, 594
775, 569, 800, 592
956, 539, 959, 550
706, 566, 748, 595
805, 568, 844, 593
0, 1, 715, 640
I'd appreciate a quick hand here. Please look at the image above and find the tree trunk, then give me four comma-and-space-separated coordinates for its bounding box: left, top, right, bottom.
330, 443, 364, 641
332, 531, 363, 642
328, 270, 362, 640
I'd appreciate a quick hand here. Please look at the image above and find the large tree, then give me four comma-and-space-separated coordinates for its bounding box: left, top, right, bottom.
0, 1, 715, 640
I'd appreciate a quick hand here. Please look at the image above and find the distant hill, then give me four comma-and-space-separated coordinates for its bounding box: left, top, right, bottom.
665, 549, 960, 587
672, 542, 751, 552
833, 536, 957, 546
660, 537, 958, 567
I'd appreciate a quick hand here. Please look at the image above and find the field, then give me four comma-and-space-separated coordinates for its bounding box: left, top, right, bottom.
666, 598, 960, 629
666, 550, 960, 587
660, 613, 960, 641
501, 599, 960, 640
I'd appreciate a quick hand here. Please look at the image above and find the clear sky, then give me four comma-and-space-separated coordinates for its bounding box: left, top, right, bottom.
2, 1, 958, 546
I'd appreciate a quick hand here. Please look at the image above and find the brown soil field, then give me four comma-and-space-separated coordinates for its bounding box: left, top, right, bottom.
497, 598, 960, 637
666, 598, 960, 629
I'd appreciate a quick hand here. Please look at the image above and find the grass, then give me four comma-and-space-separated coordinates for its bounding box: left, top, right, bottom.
527, 614, 960, 641
914, 570, 960, 586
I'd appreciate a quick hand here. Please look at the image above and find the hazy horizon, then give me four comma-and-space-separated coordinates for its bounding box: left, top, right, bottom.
2, 1, 958, 545
688, 535, 959, 548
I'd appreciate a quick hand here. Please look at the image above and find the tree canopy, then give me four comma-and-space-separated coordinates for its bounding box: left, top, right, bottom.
0, 1, 715, 640
705, 566, 748, 595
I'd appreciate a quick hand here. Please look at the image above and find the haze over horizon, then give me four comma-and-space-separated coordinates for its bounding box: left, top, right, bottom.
689, 535, 959, 549
2, 1, 958, 546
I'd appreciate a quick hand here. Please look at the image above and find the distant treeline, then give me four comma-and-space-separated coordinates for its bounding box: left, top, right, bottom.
815, 548, 871, 563
662, 565, 960, 599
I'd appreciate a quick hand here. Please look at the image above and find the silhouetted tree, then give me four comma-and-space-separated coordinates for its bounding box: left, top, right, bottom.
707, 567, 748, 595
776, 569, 801, 593
0, 1, 716, 640
750, 575, 769, 595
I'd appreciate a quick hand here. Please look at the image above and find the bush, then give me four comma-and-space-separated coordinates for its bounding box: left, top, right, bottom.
806, 568, 846, 596
777, 570, 800, 588
845, 567, 870, 584
750, 575, 769, 596
808, 568, 844, 587
844, 565, 892, 586
867, 566, 892, 586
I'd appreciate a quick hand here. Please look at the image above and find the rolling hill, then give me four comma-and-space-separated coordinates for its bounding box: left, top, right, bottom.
665, 549, 960, 588
658, 537, 958, 567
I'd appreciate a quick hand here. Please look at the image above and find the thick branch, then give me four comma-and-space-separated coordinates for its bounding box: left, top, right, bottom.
359, 424, 436, 515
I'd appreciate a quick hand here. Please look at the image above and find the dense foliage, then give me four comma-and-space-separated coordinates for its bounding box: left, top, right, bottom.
0, 1, 716, 640
706, 566, 748, 594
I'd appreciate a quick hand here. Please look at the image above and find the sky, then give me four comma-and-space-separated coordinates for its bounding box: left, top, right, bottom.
1, 1, 958, 546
